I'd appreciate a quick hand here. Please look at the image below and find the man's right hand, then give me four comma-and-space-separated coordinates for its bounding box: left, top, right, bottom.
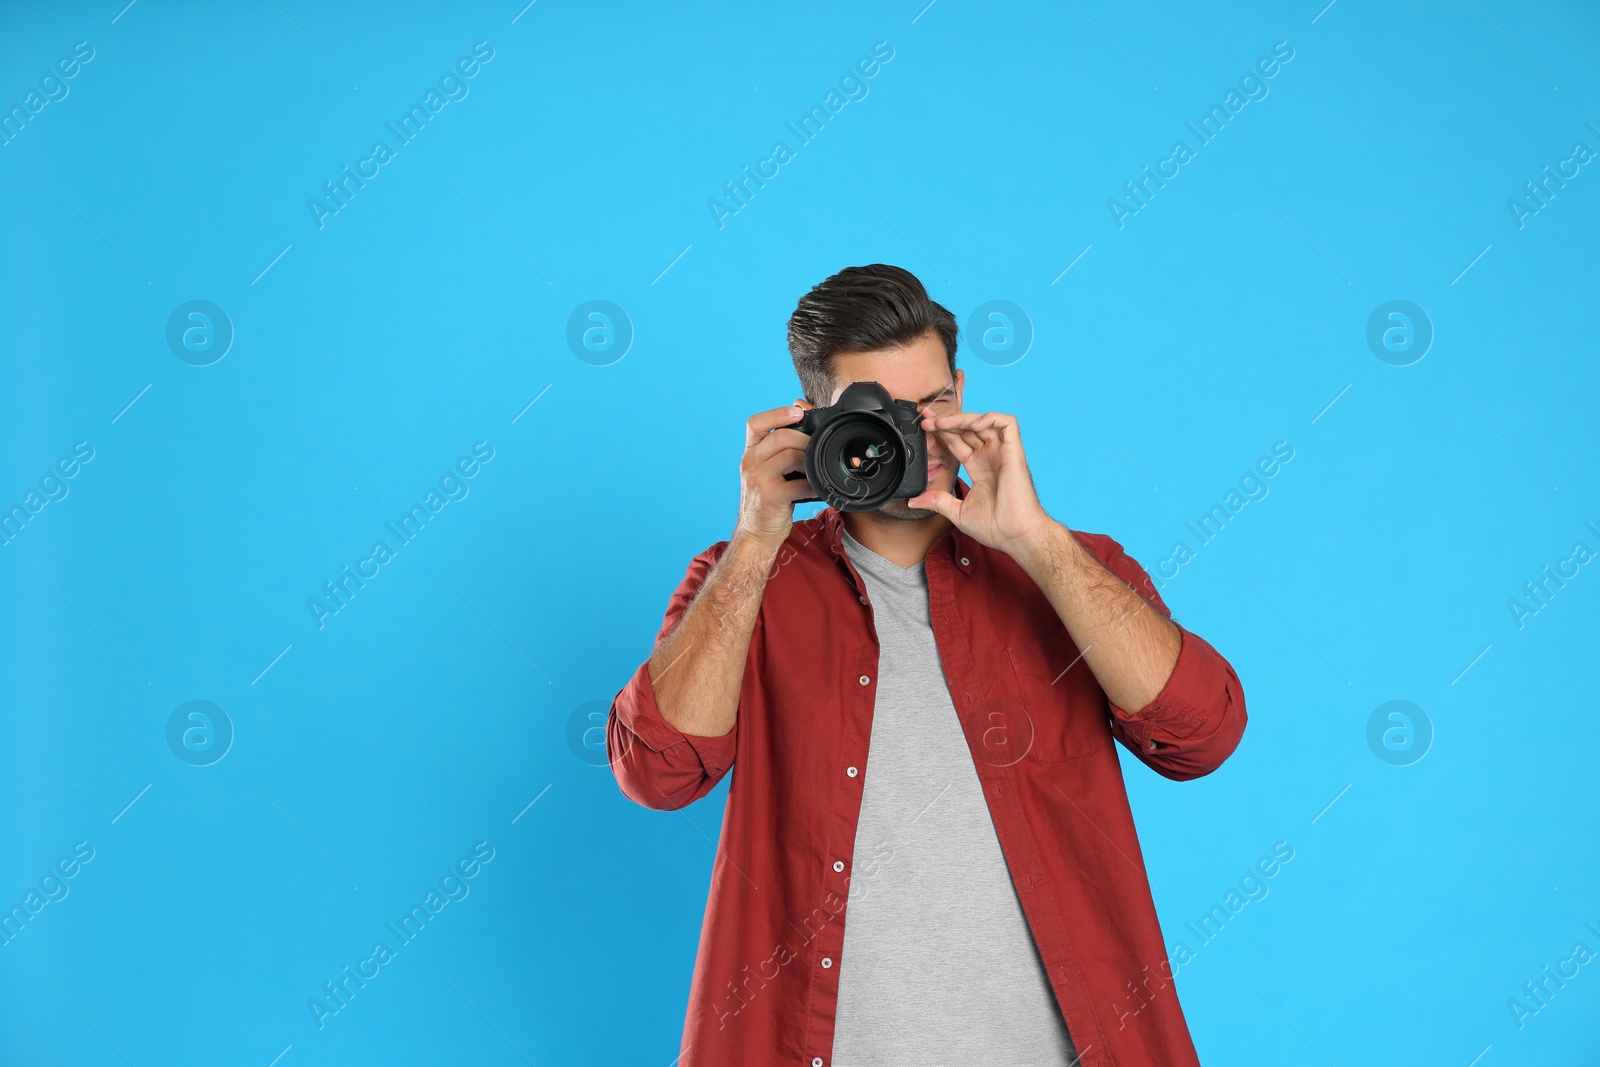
642, 404, 813, 741
736, 405, 813, 548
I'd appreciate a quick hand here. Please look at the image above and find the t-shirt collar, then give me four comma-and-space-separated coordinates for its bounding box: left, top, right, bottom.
823, 473, 978, 576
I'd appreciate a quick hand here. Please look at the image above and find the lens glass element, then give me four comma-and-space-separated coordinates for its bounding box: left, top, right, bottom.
837, 434, 890, 480
816, 414, 904, 509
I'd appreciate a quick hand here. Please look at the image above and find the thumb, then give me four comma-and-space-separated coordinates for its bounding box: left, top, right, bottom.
907, 488, 959, 521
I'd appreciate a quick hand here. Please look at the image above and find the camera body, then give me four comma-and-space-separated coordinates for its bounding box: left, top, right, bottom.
785, 381, 927, 513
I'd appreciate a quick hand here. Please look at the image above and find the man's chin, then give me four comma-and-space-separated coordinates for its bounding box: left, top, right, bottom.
872, 464, 955, 522
874, 500, 937, 522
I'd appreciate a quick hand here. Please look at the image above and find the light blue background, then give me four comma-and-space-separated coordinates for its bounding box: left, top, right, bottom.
3, 1, 1597, 1064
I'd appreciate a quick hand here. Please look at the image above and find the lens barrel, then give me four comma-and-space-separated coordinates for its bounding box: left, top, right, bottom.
808, 410, 906, 511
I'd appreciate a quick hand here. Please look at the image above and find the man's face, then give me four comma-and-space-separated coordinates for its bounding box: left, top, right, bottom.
807, 329, 964, 522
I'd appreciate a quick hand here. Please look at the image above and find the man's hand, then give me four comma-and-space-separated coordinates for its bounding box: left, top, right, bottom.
913, 409, 1183, 713
735, 405, 814, 549
908, 410, 1054, 566
645, 404, 813, 742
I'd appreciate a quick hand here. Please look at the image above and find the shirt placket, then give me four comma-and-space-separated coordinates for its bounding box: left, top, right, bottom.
927, 537, 1113, 1066
801, 534, 880, 1067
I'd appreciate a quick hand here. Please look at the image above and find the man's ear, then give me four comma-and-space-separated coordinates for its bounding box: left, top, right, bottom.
795, 398, 814, 410
953, 368, 966, 406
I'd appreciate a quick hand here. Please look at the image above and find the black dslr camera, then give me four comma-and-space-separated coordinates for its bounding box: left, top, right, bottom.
784, 381, 927, 513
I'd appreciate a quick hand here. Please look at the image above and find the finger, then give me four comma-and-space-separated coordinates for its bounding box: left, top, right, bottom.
963, 414, 997, 442
993, 417, 1027, 457
935, 426, 984, 459
744, 427, 809, 468
969, 416, 1023, 454
921, 410, 995, 433
754, 443, 807, 480
977, 414, 1024, 453
905, 487, 959, 521
921, 412, 977, 434
968, 412, 1017, 434
771, 474, 816, 503
929, 426, 974, 463
957, 428, 987, 454
746, 405, 804, 449
759, 452, 814, 502
926, 411, 1020, 445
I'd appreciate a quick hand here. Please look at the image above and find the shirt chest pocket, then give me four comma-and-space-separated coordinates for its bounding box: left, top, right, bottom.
1004, 630, 1113, 762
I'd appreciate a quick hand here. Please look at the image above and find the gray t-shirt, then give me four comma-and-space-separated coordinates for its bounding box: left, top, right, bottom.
833, 528, 1078, 1067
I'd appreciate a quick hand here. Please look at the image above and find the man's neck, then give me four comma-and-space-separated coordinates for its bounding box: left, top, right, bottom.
841, 511, 953, 569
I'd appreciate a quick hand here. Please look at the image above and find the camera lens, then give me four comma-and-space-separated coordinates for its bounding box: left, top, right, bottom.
836, 434, 889, 480
813, 414, 905, 510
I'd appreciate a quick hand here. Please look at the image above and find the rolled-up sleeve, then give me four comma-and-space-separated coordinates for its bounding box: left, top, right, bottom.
1079, 533, 1247, 781
607, 542, 742, 810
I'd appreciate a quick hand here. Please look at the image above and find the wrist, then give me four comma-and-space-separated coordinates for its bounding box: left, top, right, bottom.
730, 525, 788, 563
1013, 519, 1098, 588
1008, 514, 1067, 574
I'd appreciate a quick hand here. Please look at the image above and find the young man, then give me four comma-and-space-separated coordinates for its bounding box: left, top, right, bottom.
608, 264, 1247, 1066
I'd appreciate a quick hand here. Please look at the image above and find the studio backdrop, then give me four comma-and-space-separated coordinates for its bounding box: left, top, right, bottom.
1, 1, 1596, 1064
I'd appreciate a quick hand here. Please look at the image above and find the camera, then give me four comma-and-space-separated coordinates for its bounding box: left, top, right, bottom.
784, 381, 927, 513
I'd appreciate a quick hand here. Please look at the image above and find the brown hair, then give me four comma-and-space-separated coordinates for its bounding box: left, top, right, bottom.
786, 264, 957, 405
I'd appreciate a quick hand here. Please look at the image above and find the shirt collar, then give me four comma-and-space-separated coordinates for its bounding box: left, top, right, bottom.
823, 474, 978, 576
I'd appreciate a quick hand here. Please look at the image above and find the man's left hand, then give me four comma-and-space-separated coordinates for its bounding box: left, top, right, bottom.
907, 411, 1055, 562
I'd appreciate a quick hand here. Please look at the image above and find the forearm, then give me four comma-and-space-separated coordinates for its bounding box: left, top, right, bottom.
650, 531, 781, 737
1012, 520, 1182, 713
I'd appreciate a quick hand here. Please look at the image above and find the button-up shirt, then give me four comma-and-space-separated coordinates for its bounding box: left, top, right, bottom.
608, 478, 1248, 1066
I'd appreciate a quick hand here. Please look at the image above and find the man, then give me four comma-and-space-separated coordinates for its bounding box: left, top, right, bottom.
608, 264, 1246, 1066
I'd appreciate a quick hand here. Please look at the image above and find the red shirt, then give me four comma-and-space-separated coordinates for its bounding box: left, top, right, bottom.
608, 478, 1247, 1066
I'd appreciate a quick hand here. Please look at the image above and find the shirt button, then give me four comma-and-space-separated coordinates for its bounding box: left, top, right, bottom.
833, 860, 845, 872
813, 1059, 824, 1067
960, 556, 970, 566
846, 766, 858, 778
859, 595, 867, 604
821, 957, 833, 968
858, 675, 870, 686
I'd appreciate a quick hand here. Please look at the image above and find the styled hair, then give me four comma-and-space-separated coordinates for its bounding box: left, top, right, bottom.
786, 264, 957, 406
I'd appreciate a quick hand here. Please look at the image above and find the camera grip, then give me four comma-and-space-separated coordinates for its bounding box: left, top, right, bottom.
779, 410, 814, 484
